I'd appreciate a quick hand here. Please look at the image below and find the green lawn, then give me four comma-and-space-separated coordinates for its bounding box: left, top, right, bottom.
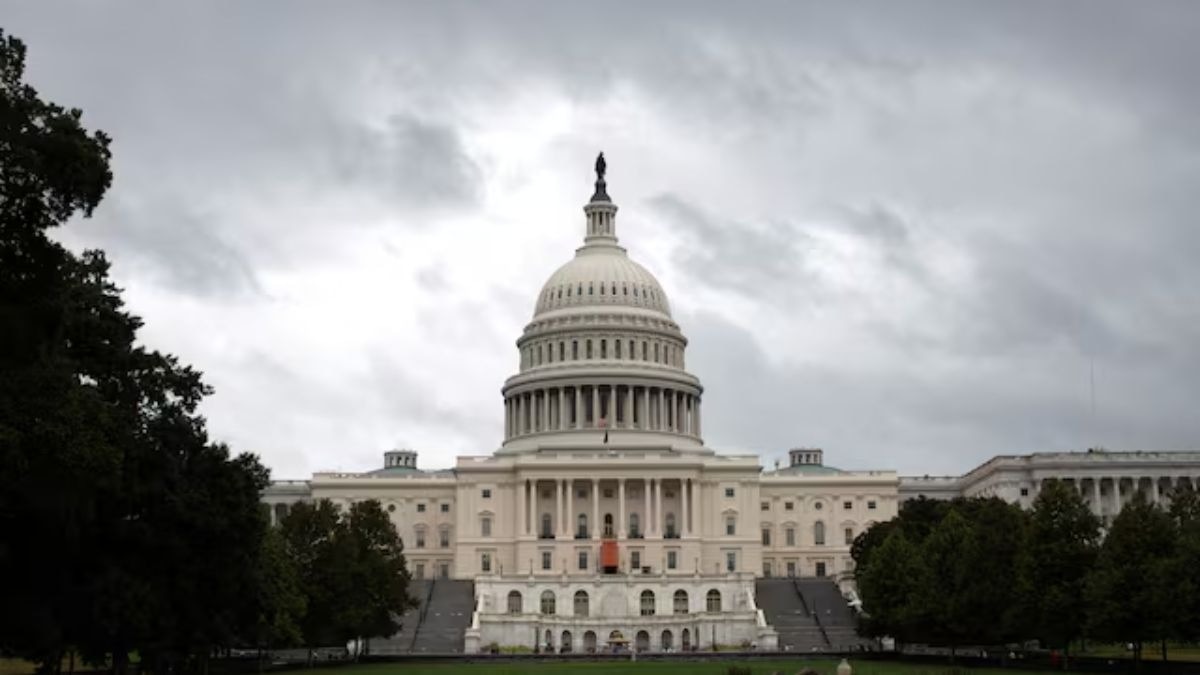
295, 660, 1058, 675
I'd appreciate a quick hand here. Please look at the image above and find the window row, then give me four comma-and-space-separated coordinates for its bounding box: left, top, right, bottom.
760, 521, 872, 548
521, 336, 682, 369
540, 280, 662, 307
506, 384, 700, 438
505, 588, 722, 616
761, 499, 879, 512
412, 525, 453, 549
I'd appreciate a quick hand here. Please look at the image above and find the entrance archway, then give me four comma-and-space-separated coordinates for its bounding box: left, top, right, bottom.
681, 628, 691, 651
635, 630, 650, 652
584, 630, 597, 653
661, 629, 673, 651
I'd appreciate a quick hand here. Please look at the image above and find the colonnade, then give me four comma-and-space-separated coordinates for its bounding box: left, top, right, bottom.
1033, 475, 1198, 518
504, 385, 700, 439
514, 477, 694, 540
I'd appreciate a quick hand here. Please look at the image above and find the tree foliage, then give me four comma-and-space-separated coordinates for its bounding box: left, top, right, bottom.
0, 28, 273, 674
281, 500, 414, 654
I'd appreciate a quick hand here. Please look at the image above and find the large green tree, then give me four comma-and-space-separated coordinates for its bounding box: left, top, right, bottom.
1017, 480, 1101, 664
911, 507, 974, 660
1167, 486, 1200, 645
1085, 494, 1175, 667
952, 497, 1027, 646
281, 500, 413, 659
855, 528, 922, 644
0, 29, 271, 673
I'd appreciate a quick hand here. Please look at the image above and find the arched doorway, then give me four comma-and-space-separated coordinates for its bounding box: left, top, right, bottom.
635, 630, 650, 652
681, 628, 691, 651
560, 630, 573, 653
584, 630, 597, 653
661, 629, 674, 652
543, 629, 553, 652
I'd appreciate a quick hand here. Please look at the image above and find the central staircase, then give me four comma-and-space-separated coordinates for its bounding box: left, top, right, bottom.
756, 578, 869, 652
371, 579, 474, 654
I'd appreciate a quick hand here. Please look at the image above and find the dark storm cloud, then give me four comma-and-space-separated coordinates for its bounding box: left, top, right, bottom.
5, 0, 1199, 476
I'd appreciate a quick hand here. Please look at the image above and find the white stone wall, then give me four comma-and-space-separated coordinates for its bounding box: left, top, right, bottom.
470, 574, 775, 653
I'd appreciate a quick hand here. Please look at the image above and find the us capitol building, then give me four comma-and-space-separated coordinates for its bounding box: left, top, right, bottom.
262, 158, 1200, 654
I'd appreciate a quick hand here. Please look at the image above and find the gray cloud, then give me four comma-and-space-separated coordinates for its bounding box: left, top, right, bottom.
7, 1, 1200, 477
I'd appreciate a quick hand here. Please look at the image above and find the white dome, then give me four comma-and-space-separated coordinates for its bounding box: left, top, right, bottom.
534, 247, 671, 318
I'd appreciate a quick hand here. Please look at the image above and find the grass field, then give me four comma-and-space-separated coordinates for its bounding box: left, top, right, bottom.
0, 659, 1063, 675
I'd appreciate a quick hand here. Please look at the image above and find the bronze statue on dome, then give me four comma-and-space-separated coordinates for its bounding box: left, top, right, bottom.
595, 152, 606, 181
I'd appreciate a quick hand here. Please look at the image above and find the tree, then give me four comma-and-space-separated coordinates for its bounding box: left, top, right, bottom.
953, 497, 1028, 646
855, 528, 922, 644
911, 507, 974, 660
281, 500, 414, 659
1167, 486, 1200, 645
1017, 480, 1101, 665
1085, 494, 1176, 668
247, 526, 306, 652
1, 29, 272, 674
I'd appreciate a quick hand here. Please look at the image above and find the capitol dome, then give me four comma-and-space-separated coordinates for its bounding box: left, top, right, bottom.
533, 249, 672, 318
499, 155, 705, 453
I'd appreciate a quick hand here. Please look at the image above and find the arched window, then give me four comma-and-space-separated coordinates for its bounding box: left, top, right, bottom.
640, 590, 656, 616
560, 630, 573, 653
635, 630, 650, 652
706, 589, 722, 612
673, 589, 688, 614
541, 590, 556, 615
629, 513, 641, 538
541, 513, 552, 538
586, 339, 593, 359
665, 512, 677, 538
572, 340, 578, 360
507, 590, 522, 614
544, 629, 553, 650
584, 630, 597, 653
577, 513, 588, 539
661, 630, 674, 651
814, 521, 826, 546
604, 513, 614, 537
681, 628, 691, 651
559, 342, 565, 360
574, 590, 589, 616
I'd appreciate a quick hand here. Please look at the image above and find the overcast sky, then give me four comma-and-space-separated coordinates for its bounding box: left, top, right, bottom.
6, 2, 1199, 478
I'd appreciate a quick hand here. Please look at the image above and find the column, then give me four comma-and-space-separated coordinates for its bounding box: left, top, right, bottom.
592, 386, 600, 427
659, 389, 666, 431
574, 387, 582, 429
682, 478, 690, 537
566, 479, 574, 538
558, 388, 566, 430
1153, 476, 1162, 503
624, 385, 634, 429
555, 478, 563, 537
504, 399, 510, 437
655, 477, 664, 536
517, 477, 525, 536
644, 479, 651, 536
695, 398, 702, 437
676, 392, 683, 433
528, 480, 536, 535
542, 390, 549, 431
1092, 478, 1101, 517
518, 394, 526, 435
1109, 477, 1121, 516
618, 479, 627, 538
592, 478, 600, 540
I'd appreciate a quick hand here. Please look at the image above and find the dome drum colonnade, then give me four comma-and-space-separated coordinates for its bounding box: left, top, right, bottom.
500, 163, 703, 446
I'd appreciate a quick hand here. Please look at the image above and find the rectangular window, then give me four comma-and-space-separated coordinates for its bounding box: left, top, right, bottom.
440, 503, 450, 513
761, 501, 769, 511
586, 340, 593, 358
725, 516, 736, 536
541, 551, 552, 570
559, 342, 565, 360
440, 563, 449, 579
786, 528, 795, 547
667, 550, 677, 569
482, 517, 492, 537
631, 550, 641, 571
763, 561, 772, 577
615, 340, 622, 359
417, 503, 426, 513
481, 553, 491, 573
439, 529, 450, 547
816, 561, 826, 577
726, 551, 737, 572
604, 488, 614, 498
785, 501, 794, 511
578, 551, 588, 571
843, 501, 852, 510
761, 528, 771, 546
600, 339, 607, 358
868, 500, 877, 510
786, 561, 795, 577
725, 487, 735, 498
1020, 487, 1030, 496
415, 563, 425, 579
416, 531, 426, 548
844, 527, 853, 546
482, 488, 492, 499
572, 341, 578, 359
642, 342, 648, 360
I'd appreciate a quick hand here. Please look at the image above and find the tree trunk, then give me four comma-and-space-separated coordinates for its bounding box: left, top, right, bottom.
1161, 639, 1168, 662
